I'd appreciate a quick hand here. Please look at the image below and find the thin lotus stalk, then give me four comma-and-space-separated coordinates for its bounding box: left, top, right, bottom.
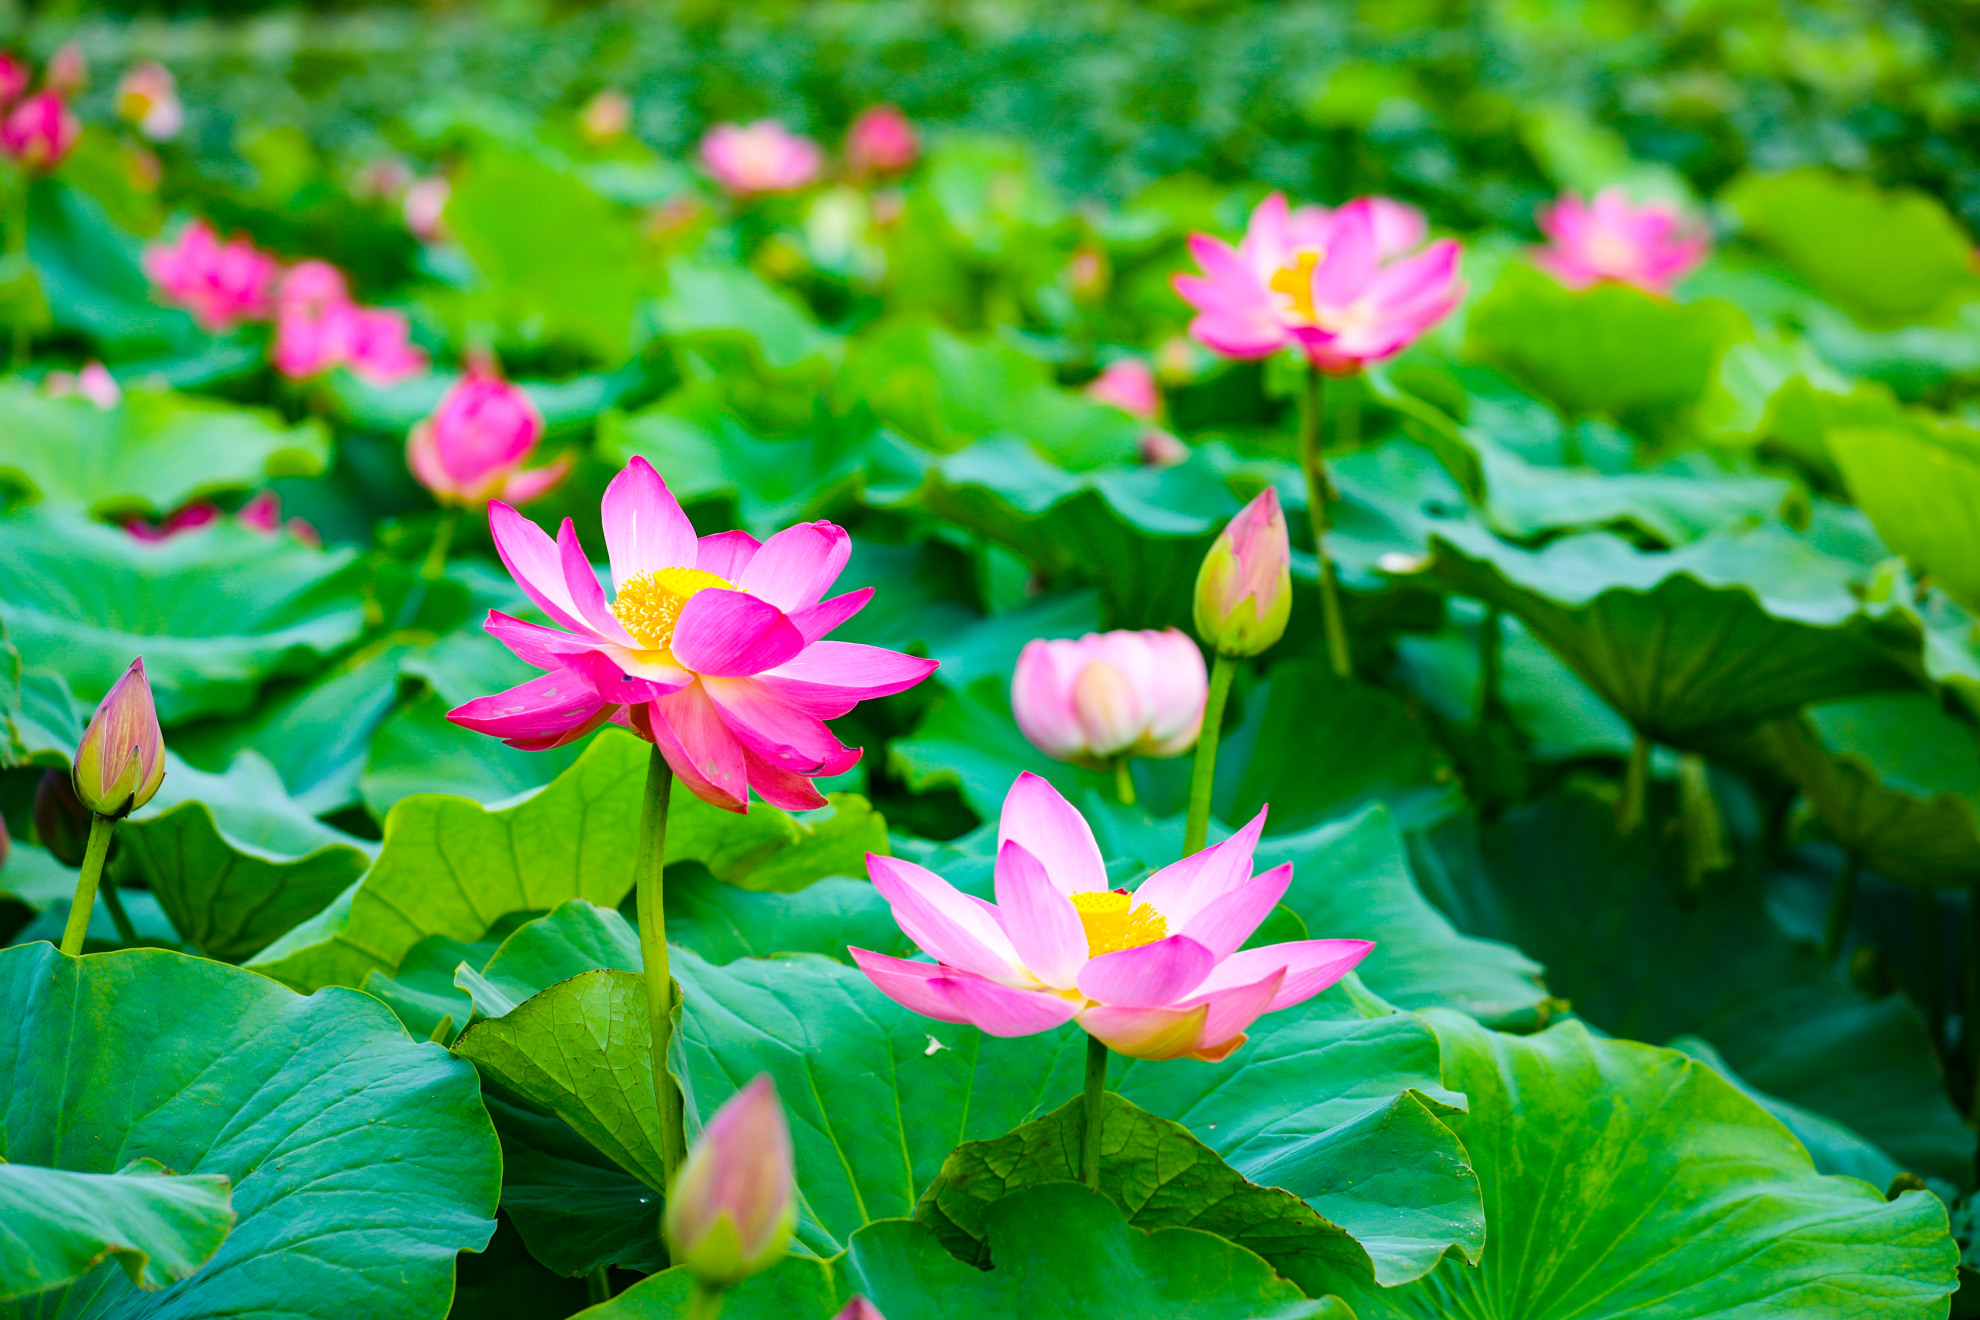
585, 1265, 610, 1307
1297, 366, 1352, 678
58, 816, 116, 956
1821, 853, 1860, 962
1183, 654, 1237, 856
1617, 732, 1651, 836
1081, 1032, 1109, 1190
96, 873, 138, 945
634, 746, 688, 1184
684, 1281, 726, 1320
1113, 758, 1136, 806
420, 507, 459, 580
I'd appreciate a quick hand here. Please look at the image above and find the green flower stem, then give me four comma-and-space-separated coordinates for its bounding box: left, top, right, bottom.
58, 816, 117, 957
8, 175, 29, 370
1183, 653, 1237, 856
1966, 892, 1980, 1138
1820, 853, 1860, 962
1617, 731, 1651, 836
585, 1265, 610, 1307
1113, 758, 1136, 806
96, 872, 138, 946
421, 507, 460, 581
1477, 604, 1503, 726
634, 745, 688, 1187
1918, 889, 1944, 1054
683, 1280, 726, 1320
1081, 1031, 1109, 1191
1297, 363, 1352, 679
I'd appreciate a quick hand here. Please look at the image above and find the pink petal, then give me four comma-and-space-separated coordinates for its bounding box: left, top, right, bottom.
671, 590, 807, 677
1309, 199, 1379, 309
1365, 239, 1462, 314
741, 746, 833, 811
484, 609, 604, 669
1132, 807, 1268, 926
849, 948, 973, 1024
645, 682, 750, 813
1076, 1002, 1211, 1061
498, 458, 571, 507
487, 502, 609, 638
867, 853, 1026, 983
736, 521, 850, 611
561, 649, 689, 706
700, 676, 861, 776
754, 642, 940, 717
1185, 233, 1260, 290
601, 456, 699, 589
696, 529, 762, 581
504, 706, 616, 752
1175, 863, 1293, 961
938, 971, 1081, 1036
1187, 939, 1375, 1011
786, 588, 872, 644
993, 840, 1088, 990
997, 772, 1107, 896
447, 670, 608, 745
1076, 935, 1216, 1007
559, 518, 636, 644
1184, 966, 1287, 1055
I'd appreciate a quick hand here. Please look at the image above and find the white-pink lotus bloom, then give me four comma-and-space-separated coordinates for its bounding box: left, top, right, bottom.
1533, 186, 1710, 296
700, 120, 823, 197
1012, 629, 1206, 769
447, 457, 938, 813
852, 774, 1373, 1062
115, 61, 182, 141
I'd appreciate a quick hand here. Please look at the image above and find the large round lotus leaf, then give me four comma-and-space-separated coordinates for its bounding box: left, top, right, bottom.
1310, 1012, 1957, 1318
1829, 417, 1980, 616
0, 942, 501, 1319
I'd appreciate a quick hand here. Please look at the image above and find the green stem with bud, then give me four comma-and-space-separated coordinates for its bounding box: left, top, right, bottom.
421, 507, 460, 581
58, 816, 117, 957
1183, 653, 1237, 856
683, 1280, 726, 1320
635, 745, 688, 1188
1113, 758, 1136, 806
1297, 363, 1352, 679
1081, 1032, 1109, 1191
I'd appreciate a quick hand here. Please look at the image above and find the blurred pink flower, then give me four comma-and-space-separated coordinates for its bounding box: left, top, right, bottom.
273, 297, 427, 385
852, 773, 1373, 1060
342, 306, 427, 384
143, 220, 280, 331
407, 362, 566, 507
1086, 359, 1160, 420
0, 53, 29, 107
1172, 193, 1464, 373
846, 105, 918, 179
1012, 628, 1206, 769
1291, 196, 1427, 261
580, 89, 632, 144
1, 91, 80, 173
353, 157, 414, 202
831, 1301, 886, 1320
115, 62, 182, 142
447, 457, 938, 812
275, 259, 349, 318
238, 489, 320, 545
126, 504, 217, 542
45, 43, 86, 98
1533, 186, 1710, 296
403, 177, 450, 243
44, 361, 121, 409
700, 120, 824, 197
1140, 429, 1189, 468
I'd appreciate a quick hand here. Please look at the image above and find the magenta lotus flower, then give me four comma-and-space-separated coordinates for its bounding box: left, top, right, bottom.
1533, 186, 1710, 296
127, 491, 316, 545
1012, 629, 1206, 769
144, 221, 280, 332
273, 298, 427, 385
846, 105, 919, 179
700, 120, 824, 197
408, 363, 566, 507
0, 54, 28, 108
1173, 192, 1464, 374
853, 774, 1371, 1061
1085, 359, 1160, 421
832, 1301, 886, 1320
115, 61, 182, 142
447, 457, 938, 812
276, 260, 348, 317
2, 91, 80, 173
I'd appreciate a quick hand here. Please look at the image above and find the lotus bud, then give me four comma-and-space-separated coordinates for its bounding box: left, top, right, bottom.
0, 53, 28, 108
1, 91, 81, 173
72, 658, 166, 820
34, 769, 92, 867
407, 358, 563, 507
845, 105, 918, 179
831, 1300, 887, 1320
1194, 488, 1291, 657
664, 1075, 795, 1288
580, 89, 632, 144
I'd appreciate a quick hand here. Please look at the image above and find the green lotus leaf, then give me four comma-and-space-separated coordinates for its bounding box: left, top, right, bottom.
0, 942, 501, 1319
0, 644, 82, 770
654, 258, 837, 373
1829, 414, 1980, 615
359, 693, 590, 817
0, 509, 368, 725
0, 1159, 234, 1301
330, 359, 653, 436
26, 178, 194, 354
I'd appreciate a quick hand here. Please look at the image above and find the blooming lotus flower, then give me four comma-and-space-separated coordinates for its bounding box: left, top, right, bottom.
852, 774, 1372, 1061
273, 299, 427, 384
700, 120, 824, 197
276, 259, 348, 317
1294, 195, 1428, 261
143, 220, 279, 332
0, 53, 28, 107
1012, 629, 1206, 769
115, 61, 182, 142
846, 105, 918, 179
1086, 359, 1160, 421
1173, 193, 1463, 374
73, 658, 166, 819
45, 43, 86, 98
1533, 186, 1710, 296
408, 363, 566, 507
44, 360, 120, 409
664, 1075, 795, 1288
446, 456, 938, 812
1195, 488, 1291, 658
1, 91, 80, 173
403, 177, 450, 243
580, 89, 632, 144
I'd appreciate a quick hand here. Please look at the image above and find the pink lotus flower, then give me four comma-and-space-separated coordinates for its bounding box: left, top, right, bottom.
700, 120, 824, 197
0, 54, 28, 107
1086, 359, 1160, 421
1173, 193, 1464, 374
846, 105, 918, 179
115, 61, 182, 142
1295, 196, 1428, 261
1533, 186, 1710, 296
1, 91, 80, 173
1012, 629, 1206, 769
44, 360, 120, 409
402, 176, 450, 243
45, 43, 86, 98
273, 298, 427, 385
143, 220, 279, 332
408, 362, 566, 507
446, 457, 938, 812
275, 260, 349, 317
340, 305, 427, 384
832, 1301, 886, 1320
852, 774, 1372, 1061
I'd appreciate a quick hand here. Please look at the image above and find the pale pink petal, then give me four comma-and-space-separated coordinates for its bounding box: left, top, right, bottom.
1132, 807, 1268, 926
601, 456, 698, 588
696, 529, 761, 581
700, 676, 861, 776
753, 642, 940, 717
1186, 939, 1375, 1011
447, 670, 608, 744
867, 853, 1027, 983
671, 589, 807, 677
997, 771, 1107, 896
741, 746, 833, 811
487, 503, 609, 638
1176, 863, 1293, 961
1076, 1003, 1210, 1061
938, 972, 1081, 1036
1076, 935, 1216, 1007
1184, 966, 1287, 1055
849, 948, 973, 1025
497, 458, 571, 506
1309, 200, 1379, 310
736, 521, 851, 610
1242, 193, 1294, 275
993, 840, 1088, 990
786, 588, 871, 644
559, 518, 636, 645
1185, 232, 1263, 292
1011, 640, 1084, 760
645, 682, 750, 813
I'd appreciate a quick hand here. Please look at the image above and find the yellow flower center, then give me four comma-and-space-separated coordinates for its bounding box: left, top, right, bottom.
1268, 248, 1323, 321
1070, 889, 1169, 958
612, 566, 732, 652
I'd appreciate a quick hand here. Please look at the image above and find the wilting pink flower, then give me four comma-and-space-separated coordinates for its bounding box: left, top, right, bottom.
1012, 629, 1206, 769
853, 774, 1372, 1061
1173, 193, 1464, 374
73, 658, 166, 820
44, 360, 121, 409
115, 61, 182, 141
408, 363, 566, 507
1086, 359, 1160, 420
580, 89, 632, 144
664, 1076, 796, 1288
45, 43, 86, 97
700, 120, 824, 197
447, 457, 938, 812
846, 105, 918, 179
1, 91, 80, 173
402, 176, 450, 243
1533, 186, 1710, 296
0, 54, 28, 107
1195, 488, 1292, 658
144, 220, 279, 332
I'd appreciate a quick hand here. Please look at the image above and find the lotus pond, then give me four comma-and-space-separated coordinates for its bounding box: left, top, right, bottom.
0, 4, 1976, 1318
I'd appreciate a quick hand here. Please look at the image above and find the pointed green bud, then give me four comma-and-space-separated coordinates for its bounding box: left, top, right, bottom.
664, 1075, 795, 1288
72, 657, 166, 819
1194, 488, 1291, 657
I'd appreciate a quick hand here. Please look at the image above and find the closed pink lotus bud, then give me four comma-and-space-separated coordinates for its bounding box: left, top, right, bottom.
580, 89, 632, 144
846, 106, 918, 178
45, 360, 121, 409
73, 658, 166, 819
831, 1300, 886, 1320
45, 43, 86, 97
1533, 187, 1710, 296
1013, 628, 1207, 769
664, 1075, 796, 1288
0, 53, 28, 107
1, 91, 80, 173
143, 220, 279, 332
1194, 488, 1291, 657
115, 61, 182, 141
407, 363, 564, 507
700, 120, 823, 197
1086, 359, 1159, 420
402, 176, 450, 243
